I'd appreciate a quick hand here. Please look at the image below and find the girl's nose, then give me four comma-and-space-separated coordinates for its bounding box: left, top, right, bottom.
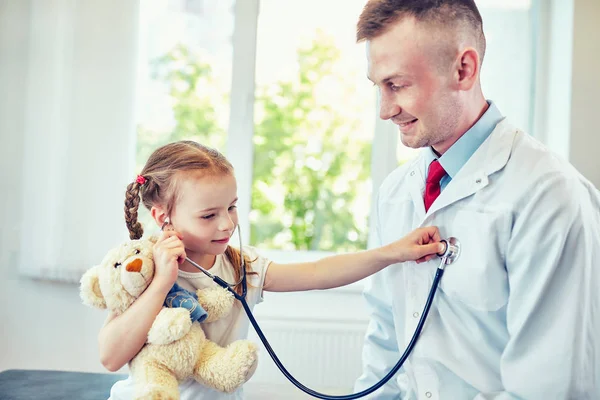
219, 214, 235, 231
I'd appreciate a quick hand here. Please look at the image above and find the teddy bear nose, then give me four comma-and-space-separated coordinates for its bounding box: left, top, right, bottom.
126, 258, 143, 273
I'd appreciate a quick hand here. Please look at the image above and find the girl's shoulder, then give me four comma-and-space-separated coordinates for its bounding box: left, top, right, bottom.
240, 245, 271, 275
240, 245, 267, 260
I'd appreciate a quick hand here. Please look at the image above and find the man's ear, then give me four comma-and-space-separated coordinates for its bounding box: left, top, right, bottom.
80, 266, 106, 309
456, 47, 480, 91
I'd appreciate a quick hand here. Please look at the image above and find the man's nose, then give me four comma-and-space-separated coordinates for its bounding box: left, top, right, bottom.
379, 92, 401, 120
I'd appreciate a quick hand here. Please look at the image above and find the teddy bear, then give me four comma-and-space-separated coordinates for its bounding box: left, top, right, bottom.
79, 237, 258, 399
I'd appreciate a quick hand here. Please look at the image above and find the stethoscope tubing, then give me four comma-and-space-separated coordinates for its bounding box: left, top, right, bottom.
204, 243, 450, 399
166, 218, 452, 399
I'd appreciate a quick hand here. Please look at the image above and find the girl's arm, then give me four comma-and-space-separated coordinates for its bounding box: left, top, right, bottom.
263, 226, 443, 292
98, 283, 173, 371
98, 230, 185, 371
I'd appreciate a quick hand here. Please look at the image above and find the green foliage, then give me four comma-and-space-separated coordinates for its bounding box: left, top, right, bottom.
251, 34, 370, 251
137, 44, 226, 167
137, 34, 371, 251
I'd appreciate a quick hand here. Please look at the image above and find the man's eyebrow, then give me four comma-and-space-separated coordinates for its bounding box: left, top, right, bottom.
367, 73, 407, 85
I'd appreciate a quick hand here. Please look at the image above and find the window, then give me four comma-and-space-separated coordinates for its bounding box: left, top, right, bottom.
136, 0, 541, 253
250, 0, 375, 252
477, 0, 536, 131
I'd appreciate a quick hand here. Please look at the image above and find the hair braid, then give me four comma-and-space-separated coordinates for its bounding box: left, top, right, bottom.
124, 182, 144, 240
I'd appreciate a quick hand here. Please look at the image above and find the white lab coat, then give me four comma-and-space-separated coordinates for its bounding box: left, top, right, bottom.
356, 118, 600, 399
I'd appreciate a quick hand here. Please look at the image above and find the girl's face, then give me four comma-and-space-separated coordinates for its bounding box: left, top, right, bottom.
167, 171, 239, 259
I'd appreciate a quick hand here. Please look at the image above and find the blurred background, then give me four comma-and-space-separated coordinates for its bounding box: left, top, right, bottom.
0, 0, 598, 398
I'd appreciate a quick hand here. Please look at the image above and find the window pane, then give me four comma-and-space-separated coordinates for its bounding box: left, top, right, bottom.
478, 0, 535, 131
250, 0, 375, 252
135, 0, 234, 231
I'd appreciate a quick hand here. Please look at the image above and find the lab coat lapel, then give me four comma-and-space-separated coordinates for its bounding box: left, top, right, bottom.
406, 159, 427, 220
426, 119, 518, 216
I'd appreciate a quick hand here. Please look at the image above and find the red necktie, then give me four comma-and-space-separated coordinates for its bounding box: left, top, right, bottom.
424, 159, 446, 212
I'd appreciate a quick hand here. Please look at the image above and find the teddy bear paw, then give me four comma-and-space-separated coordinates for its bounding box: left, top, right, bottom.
148, 307, 192, 344
226, 340, 259, 382
195, 340, 259, 393
196, 287, 234, 323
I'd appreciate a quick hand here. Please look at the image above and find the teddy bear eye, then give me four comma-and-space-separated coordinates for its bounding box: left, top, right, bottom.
114, 262, 121, 268
134, 249, 141, 254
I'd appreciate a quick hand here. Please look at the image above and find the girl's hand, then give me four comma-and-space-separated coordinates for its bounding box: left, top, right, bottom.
152, 230, 186, 292
382, 226, 444, 264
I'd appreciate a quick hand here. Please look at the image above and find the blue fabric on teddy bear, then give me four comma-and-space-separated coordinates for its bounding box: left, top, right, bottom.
164, 282, 208, 322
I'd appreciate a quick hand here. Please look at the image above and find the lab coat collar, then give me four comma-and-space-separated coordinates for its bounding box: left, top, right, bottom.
407, 117, 518, 220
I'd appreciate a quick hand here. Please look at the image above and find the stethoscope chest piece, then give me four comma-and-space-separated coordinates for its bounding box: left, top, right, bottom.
439, 237, 461, 266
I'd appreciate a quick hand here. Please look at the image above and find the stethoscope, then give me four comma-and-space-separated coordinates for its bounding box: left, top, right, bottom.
162, 220, 461, 399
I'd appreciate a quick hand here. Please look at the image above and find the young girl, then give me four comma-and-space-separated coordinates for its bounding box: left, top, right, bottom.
102, 140, 443, 399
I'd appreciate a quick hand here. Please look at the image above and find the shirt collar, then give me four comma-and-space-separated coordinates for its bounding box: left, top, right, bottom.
425, 101, 503, 178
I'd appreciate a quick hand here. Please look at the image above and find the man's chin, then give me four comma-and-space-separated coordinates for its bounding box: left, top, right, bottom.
399, 134, 427, 149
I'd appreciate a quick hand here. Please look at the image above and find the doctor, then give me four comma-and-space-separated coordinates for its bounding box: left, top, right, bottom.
354, 0, 600, 399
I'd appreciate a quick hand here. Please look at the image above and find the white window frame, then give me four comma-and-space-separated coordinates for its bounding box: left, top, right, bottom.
225, 0, 259, 247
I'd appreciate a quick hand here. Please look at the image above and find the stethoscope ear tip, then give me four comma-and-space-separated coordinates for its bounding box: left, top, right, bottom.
161, 218, 172, 231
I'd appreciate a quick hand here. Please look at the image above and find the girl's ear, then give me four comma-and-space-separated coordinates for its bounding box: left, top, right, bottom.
150, 206, 168, 229
79, 266, 106, 309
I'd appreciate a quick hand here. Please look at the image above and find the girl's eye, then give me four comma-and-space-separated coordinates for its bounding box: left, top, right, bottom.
229, 205, 237, 211
114, 262, 121, 268
202, 214, 215, 220
134, 249, 141, 254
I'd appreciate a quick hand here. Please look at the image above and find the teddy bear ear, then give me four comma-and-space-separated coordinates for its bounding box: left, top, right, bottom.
80, 266, 106, 309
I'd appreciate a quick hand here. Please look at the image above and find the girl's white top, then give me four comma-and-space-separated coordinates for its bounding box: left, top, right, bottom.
108, 246, 271, 400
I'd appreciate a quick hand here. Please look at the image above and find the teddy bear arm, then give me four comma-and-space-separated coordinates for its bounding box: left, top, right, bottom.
196, 287, 234, 323
147, 307, 192, 345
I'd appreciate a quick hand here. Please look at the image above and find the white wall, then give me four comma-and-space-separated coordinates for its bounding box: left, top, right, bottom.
0, 0, 138, 373
569, 0, 600, 188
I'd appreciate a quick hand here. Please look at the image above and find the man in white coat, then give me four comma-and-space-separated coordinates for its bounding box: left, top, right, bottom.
354, 0, 600, 399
